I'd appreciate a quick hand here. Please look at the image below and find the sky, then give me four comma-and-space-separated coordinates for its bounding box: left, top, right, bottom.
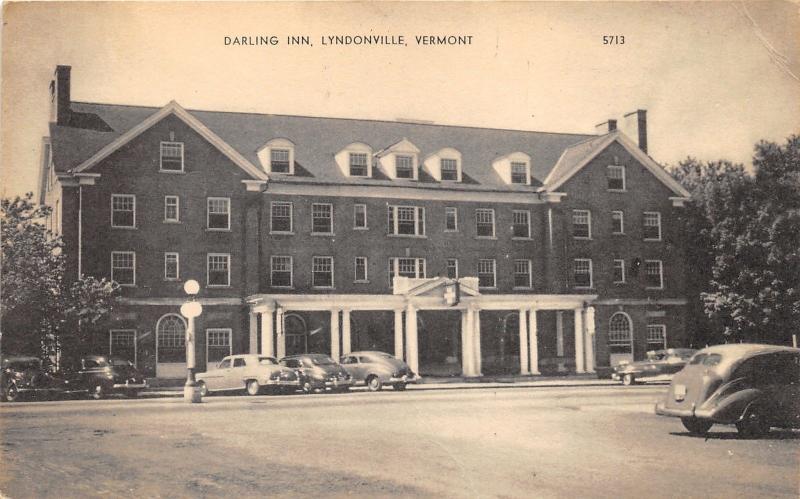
2, 1, 799, 198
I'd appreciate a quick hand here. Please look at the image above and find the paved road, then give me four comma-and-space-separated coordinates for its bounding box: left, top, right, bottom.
1, 385, 798, 498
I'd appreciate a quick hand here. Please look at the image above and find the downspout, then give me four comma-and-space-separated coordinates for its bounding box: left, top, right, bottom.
78, 184, 83, 278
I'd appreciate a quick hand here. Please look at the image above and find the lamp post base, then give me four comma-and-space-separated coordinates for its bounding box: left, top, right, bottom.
184, 368, 202, 403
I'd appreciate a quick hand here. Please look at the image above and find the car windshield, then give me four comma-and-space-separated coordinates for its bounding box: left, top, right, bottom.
689, 353, 707, 365
258, 357, 278, 365
110, 359, 134, 367
311, 356, 336, 366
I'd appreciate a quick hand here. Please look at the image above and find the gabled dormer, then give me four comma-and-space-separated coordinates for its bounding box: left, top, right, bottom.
336, 142, 373, 178
376, 138, 420, 180
257, 138, 295, 175
423, 147, 462, 182
492, 152, 531, 185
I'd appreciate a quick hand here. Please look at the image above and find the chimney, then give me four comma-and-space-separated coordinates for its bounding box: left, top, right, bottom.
594, 119, 617, 135
623, 109, 647, 154
50, 65, 72, 125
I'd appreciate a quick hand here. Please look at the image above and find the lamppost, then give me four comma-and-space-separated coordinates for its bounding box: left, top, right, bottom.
180, 279, 203, 403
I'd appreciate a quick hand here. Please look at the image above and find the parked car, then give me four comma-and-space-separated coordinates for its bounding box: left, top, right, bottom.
1, 356, 64, 402
196, 354, 300, 396
612, 348, 697, 386
340, 351, 418, 391
279, 354, 352, 393
655, 344, 800, 437
60, 355, 148, 399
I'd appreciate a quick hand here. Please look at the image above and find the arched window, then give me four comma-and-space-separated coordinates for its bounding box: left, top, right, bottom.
284, 314, 308, 355
157, 314, 186, 348
608, 312, 632, 348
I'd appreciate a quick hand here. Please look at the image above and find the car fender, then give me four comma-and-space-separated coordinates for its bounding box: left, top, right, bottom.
701, 387, 762, 424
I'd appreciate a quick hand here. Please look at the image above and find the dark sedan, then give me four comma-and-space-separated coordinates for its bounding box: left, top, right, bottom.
612, 348, 696, 385
1, 356, 64, 402
61, 355, 148, 399
279, 354, 352, 393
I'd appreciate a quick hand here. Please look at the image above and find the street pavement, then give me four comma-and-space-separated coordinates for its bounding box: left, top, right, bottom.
1, 384, 798, 498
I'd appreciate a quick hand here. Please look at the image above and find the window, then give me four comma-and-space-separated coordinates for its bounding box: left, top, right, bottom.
270, 149, 291, 173
353, 204, 367, 229
476, 209, 495, 238
207, 198, 230, 230
164, 252, 179, 281
607, 165, 625, 190
446, 259, 458, 279
109, 330, 136, 361
111, 194, 135, 228
312, 204, 333, 234
111, 251, 135, 286
271, 202, 292, 233
388, 257, 426, 286
478, 259, 496, 288
512, 210, 531, 238
349, 152, 369, 177
157, 315, 186, 350
160, 141, 184, 172
207, 329, 232, 364
354, 256, 368, 282
270, 256, 293, 288
514, 259, 532, 288
609, 313, 632, 347
573, 210, 591, 239
613, 259, 626, 284
611, 211, 624, 235
643, 212, 662, 241
647, 325, 667, 350
644, 260, 663, 289
164, 196, 179, 223
445, 207, 458, 232
440, 158, 459, 181
396, 155, 414, 179
387, 206, 425, 236
312, 256, 334, 288
511, 162, 528, 184
233, 358, 246, 368
574, 259, 592, 288
207, 253, 230, 287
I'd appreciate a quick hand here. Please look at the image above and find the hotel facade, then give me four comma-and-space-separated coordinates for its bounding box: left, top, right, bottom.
39, 66, 691, 378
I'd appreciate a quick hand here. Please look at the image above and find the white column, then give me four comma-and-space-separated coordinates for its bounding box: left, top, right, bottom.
461, 309, 473, 376
405, 304, 419, 375
556, 311, 566, 372
585, 306, 596, 373
394, 309, 404, 360
330, 309, 340, 361
518, 309, 530, 375
342, 309, 351, 355
249, 312, 259, 354
473, 309, 482, 376
260, 309, 274, 357
275, 309, 285, 359
529, 307, 541, 375
574, 308, 585, 373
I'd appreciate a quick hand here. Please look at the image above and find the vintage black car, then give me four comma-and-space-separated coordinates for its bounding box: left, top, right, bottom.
60, 355, 148, 399
656, 344, 800, 437
280, 354, 353, 393
612, 348, 697, 386
1, 356, 64, 402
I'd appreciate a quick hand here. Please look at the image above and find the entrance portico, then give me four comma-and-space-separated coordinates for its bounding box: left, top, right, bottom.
246, 277, 597, 377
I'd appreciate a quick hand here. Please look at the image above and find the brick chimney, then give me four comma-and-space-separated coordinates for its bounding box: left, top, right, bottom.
594, 119, 617, 135
623, 109, 647, 154
50, 65, 72, 125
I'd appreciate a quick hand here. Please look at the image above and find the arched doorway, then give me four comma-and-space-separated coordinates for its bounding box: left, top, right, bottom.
284, 313, 308, 356
156, 314, 186, 378
417, 311, 462, 377
482, 312, 521, 375
608, 312, 633, 366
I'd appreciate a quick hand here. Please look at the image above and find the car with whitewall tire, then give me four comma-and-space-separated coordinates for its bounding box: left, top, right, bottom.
196, 355, 300, 396
279, 354, 353, 393
340, 351, 418, 392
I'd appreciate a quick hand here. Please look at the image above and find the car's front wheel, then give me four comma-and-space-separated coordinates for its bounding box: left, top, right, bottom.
246, 380, 262, 396
126, 389, 139, 399
89, 383, 108, 400
622, 374, 636, 386
4, 383, 20, 402
366, 375, 382, 392
736, 406, 771, 438
198, 381, 209, 397
681, 417, 713, 435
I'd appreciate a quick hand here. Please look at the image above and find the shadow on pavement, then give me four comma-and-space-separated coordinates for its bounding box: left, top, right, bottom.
669, 430, 800, 441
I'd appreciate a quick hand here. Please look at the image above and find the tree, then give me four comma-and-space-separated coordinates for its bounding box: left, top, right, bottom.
1, 193, 119, 366
671, 135, 800, 345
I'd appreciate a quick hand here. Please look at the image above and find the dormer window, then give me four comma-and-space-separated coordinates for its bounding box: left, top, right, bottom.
441, 159, 459, 181
257, 138, 295, 175
396, 155, 414, 179
511, 162, 528, 184
160, 142, 184, 172
349, 153, 369, 177
492, 152, 531, 185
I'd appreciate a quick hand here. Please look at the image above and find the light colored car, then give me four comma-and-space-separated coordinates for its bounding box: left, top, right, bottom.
655, 344, 800, 437
612, 348, 696, 386
196, 354, 300, 396
340, 351, 419, 391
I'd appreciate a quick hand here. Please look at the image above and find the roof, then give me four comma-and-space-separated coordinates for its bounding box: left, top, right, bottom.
49, 101, 595, 190
698, 343, 800, 357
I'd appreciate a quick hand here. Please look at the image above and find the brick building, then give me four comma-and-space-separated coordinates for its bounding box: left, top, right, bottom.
39, 66, 691, 378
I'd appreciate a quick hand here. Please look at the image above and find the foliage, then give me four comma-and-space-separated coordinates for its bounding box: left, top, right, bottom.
671, 136, 800, 345
1, 193, 119, 366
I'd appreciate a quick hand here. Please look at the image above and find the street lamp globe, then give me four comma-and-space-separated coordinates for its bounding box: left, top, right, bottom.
184, 279, 200, 296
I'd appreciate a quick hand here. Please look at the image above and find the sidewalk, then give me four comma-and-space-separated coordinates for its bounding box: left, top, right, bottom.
140, 374, 619, 398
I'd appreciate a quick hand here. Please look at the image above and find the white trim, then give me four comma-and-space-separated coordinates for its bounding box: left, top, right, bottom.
643, 211, 662, 241
477, 259, 497, 288
206, 328, 233, 366
475, 208, 495, 238
512, 209, 531, 239
155, 313, 187, 368
119, 297, 243, 306
513, 259, 533, 289
608, 311, 634, 352
311, 203, 334, 235
606, 164, 626, 191
444, 207, 458, 232
111, 194, 136, 229
164, 196, 180, 223
573, 258, 593, 289
75, 101, 267, 180
312, 255, 335, 289
242, 180, 267, 192
159, 141, 185, 172
572, 209, 591, 239
544, 131, 691, 198
446, 258, 459, 279
270, 201, 293, 234
353, 204, 368, 229
646, 324, 667, 349
613, 259, 626, 284
644, 259, 664, 289
164, 252, 180, 281
388, 205, 425, 236
109, 329, 138, 366
207, 253, 231, 287
611, 210, 624, 235
207, 197, 231, 231
354, 256, 369, 283
270, 255, 293, 288
111, 251, 136, 286
593, 298, 687, 306
257, 138, 295, 175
